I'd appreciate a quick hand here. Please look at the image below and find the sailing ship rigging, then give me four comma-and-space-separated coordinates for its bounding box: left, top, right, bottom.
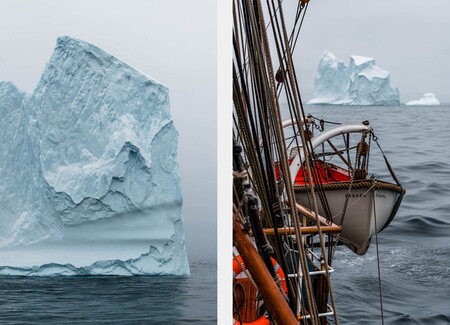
232, 0, 405, 324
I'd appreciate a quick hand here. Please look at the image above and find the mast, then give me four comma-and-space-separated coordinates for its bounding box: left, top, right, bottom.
234, 216, 297, 325
233, 1, 405, 324
232, 0, 340, 323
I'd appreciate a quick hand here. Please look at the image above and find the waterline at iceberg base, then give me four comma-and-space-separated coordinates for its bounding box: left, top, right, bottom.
0, 36, 189, 276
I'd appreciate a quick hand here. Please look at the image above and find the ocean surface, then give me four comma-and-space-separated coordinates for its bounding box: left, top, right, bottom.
303, 105, 450, 324
0, 257, 216, 324
2, 105, 450, 325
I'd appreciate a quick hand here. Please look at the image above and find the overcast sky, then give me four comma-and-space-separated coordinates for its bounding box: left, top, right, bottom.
1, 0, 449, 260
0, 0, 217, 259
290, 0, 450, 103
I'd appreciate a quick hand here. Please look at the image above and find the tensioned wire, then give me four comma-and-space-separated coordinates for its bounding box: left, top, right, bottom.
264, 0, 339, 321
232, 0, 346, 323
236, 0, 316, 320
233, 1, 299, 310
234, 0, 322, 322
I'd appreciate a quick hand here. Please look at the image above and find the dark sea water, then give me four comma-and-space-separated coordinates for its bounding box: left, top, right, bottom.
304, 105, 450, 325
3, 106, 450, 325
0, 258, 216, 324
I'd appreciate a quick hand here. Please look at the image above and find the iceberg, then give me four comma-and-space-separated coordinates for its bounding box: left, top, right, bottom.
0, 36, 189, 275
308, 51, 400, 105
405, 93, 440, 105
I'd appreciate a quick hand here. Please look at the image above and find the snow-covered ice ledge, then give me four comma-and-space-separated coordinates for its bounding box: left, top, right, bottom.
0, 36, 189, 276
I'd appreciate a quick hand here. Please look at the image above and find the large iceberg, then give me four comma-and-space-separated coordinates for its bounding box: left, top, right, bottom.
308, 51, 400, 105
0, 36, 189, 276
405, 93, 440, 105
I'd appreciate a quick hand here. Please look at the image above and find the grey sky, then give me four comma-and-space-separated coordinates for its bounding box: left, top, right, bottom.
1, 0, 448, 260
0, 0, 216, 259
290, 0, 450, 103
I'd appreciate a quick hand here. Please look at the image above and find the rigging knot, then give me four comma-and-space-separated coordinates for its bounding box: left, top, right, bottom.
233, 170, 248, 179
260, 242, 274, 256
357, 140, 369, 156
353, 168, 367, 180
275, 68, 285, 83
304, 129, 312, 141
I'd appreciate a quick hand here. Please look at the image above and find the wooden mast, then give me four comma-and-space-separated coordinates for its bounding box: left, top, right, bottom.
233, 217, 298, 325
232, 0, 340, 323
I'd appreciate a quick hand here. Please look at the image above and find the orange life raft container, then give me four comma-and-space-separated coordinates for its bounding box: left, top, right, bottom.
233, 254, 287, 325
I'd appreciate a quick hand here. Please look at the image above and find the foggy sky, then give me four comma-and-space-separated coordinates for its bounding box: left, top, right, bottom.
1, 0, 449, 260
290, 0, 450, 103
0, 0, 217, 259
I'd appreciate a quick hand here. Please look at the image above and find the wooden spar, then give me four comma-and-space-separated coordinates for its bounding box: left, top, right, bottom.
262, 225, 341, 236
233, 218, 298, 325
326, 139, 353, 171
295, 202, 340, 227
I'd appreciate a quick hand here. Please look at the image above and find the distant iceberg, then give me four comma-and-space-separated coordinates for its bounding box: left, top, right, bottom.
0, 36, 189, 276
405, 93, 440, 106
308, 51, 400, 106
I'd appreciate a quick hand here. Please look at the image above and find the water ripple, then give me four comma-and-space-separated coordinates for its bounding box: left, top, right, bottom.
306, 105, 450, 324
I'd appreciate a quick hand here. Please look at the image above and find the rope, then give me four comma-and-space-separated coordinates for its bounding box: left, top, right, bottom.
293, 180, 403, 193
233, 170, 249, 179
266, 0, 339, 320
232, 0, 342, 322
372, 132, 401, 186
233, 281, 247, 315
264, 0, 324, 321
233, 252, 258, 289
234, 0, 300, 312
308, 114, 342, 126
233, 286, 244, 325
258, 0, 315, 315
372, 190, 385, 325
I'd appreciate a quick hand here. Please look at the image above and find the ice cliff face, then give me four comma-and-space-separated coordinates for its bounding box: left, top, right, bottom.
406, 93, 440, 105
0, 81, 25, 113
0, 37, 189, 275
308, 51, 400, 105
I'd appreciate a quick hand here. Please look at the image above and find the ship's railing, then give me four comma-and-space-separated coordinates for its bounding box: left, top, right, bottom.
298, 304, 336, 320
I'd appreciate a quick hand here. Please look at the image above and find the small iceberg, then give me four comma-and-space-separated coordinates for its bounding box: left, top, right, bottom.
405, 93, 440, 106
